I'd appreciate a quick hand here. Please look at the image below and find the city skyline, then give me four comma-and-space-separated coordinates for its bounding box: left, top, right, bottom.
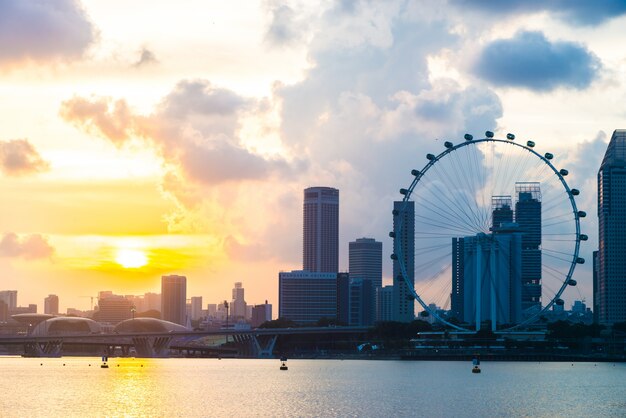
3, 1, 626, 312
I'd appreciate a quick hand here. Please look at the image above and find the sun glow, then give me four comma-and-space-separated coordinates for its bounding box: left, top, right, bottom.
115, 248, 148, 268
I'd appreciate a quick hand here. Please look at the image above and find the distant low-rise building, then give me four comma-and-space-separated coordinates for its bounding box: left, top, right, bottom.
251, 301, 272, 327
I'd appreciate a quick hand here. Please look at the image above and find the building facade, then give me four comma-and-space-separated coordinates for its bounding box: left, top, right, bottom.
0, 290, 17, 310
161, 275, 187, 326
231, 282, 247, 320
376, 286, 394, 322
392, 201, 415, 322
459, 230, 523, 329
303, 187, 339, 273
95, 295, 133, 324
251, 301, 272, 328
279, 270, 337, 324
515, 182, 542, 315
44, 294, 59, 315
349, 238, 382, 288
597, 129, 626, 324
190, 296, 203, 321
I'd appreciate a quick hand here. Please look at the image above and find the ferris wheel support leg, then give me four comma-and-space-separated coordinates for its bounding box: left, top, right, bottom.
475, 243, 482, 331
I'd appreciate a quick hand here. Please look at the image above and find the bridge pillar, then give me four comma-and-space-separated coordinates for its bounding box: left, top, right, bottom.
23, 339, 63, 357
132, 336, 172, 358
252, 335, 278, 358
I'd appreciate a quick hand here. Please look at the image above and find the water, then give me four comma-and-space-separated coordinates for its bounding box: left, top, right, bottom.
1, 357, 625, 417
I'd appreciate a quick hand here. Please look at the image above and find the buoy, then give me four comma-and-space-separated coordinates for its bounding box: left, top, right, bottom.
472, 366, 481, 374
280, 361, 288, 371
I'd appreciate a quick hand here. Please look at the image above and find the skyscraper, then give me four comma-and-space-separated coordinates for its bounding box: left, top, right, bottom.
231, 282, 247, 320
392, 201, 415, 322
597, 129, 626, 324
44, 294, 59, 315
515, 182, 542, 314
161, 275, 187, 326
459, 230, 523, 329
303, 187, 339, 273
349, 238, 383, 288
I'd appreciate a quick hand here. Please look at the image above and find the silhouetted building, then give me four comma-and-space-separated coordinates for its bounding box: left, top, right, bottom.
44, 294, 59, 315
454, 226, 523, 329
451, 237, 465, 321
392, 201, 415, 322
144, 292, 161, 312
593, 250, 599, 324
279, 270, 337, 324
0, 290, 17, 310
376, 285, 394, 321
491, 196, 513, 230
190, 296, 203, 321
349, 238, 382, 288
251, 301, 272, 327
303, 187, 339, 272
95, 295, 133, 324
161, 275, 187, 326
597, 129, 626, 324
515, 182, 542, 315
0, 300, 8, 322
336, 272, 350, 325
231, 282, 247, 320
349, 278, 375, 326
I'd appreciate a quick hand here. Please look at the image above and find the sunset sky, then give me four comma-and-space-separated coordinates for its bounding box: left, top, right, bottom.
2, 1, 626, 313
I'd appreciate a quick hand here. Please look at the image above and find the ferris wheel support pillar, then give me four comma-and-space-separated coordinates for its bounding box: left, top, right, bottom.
475, 241, 482, 331
490, 241, 497, 332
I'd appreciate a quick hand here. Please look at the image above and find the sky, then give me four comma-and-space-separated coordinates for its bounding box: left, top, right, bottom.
1, 0, 626, 313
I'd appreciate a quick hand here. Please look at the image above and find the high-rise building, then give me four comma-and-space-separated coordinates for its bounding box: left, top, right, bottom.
190, 296, 203, 321
279, 270, 337, 324
597, 129, 626, 324
349, 238, 383, 288
451, 237, 465, 321
515, 182, 542, 315
0, 290, 17, 310
593, 250, 599, 324
231, 282, 247, 320
161, 275, 187, 326
303, 187, 339, 273
251, 301, 272, 327
349, 278, 375, 326
44, 294, 59, 315
392, 201, 415, 322
376, 285, 394, 322
459, 228, 523, 329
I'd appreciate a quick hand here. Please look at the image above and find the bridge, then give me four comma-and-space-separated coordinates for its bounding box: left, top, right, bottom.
0, 326, 372, 358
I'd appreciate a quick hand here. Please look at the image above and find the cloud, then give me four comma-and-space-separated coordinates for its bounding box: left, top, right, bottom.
0, 139, 50, 176
133, 47, 158, 67
265, 2, 306, 46
0, 0, 95, 65
60, 80, 296, 185
59, 96, 136, 145
473, 31, 601, 91
449, 0, 626, 26
0, 233, 54, 259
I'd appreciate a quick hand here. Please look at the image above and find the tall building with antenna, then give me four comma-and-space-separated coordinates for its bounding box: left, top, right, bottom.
515, 182, 542, 314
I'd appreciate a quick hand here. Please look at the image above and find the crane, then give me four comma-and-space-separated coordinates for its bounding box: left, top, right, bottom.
79, 295, 97, 310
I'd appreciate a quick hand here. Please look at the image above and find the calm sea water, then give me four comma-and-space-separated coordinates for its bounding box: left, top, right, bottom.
1, 357, 625, 417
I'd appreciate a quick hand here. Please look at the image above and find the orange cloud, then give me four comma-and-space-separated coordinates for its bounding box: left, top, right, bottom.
0, 232, 54, 259
0, 139, 49, 176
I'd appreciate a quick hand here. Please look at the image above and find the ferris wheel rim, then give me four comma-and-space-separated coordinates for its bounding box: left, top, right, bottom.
395, 135, 583, 332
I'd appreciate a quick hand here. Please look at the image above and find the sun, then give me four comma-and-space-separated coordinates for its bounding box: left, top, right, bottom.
115, 248, 148, 268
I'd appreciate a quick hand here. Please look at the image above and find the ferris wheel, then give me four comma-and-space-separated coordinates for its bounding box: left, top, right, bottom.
392, 131, 585, 332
